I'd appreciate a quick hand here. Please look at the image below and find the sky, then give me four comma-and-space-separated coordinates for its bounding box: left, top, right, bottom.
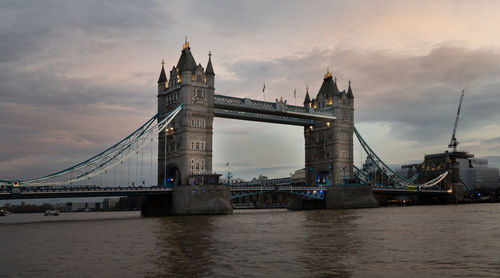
1, 0, 500, 182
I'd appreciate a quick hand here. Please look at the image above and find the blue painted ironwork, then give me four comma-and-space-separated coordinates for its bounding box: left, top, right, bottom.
230, 185, 326, 200
6, 104, 183, 186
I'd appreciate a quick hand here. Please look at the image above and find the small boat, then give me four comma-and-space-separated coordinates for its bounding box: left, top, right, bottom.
44, 209, 60, 216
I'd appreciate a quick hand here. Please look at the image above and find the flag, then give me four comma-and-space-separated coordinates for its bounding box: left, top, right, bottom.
225, 162, 229, 167
262, 83, 265, 93
293, 88, 296, 98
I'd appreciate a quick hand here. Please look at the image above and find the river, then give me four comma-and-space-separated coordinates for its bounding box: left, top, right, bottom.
1, 204, 499, 277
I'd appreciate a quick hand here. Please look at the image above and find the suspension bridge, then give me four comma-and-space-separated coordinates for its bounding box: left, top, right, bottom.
0, 41, 456, 214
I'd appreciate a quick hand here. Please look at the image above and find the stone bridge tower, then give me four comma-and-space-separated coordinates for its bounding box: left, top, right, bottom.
157, 40, 215, 186
303, 70, 354, 187
302, 71, 377, 208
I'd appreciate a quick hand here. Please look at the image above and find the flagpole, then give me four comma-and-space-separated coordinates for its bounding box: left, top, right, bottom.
262, 82, 266, 101
294, 88, 297, 105
225, 162, 230, 186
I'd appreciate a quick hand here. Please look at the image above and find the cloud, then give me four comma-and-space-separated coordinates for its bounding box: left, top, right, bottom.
2, 1, 500, 182
0, 0, 167, 63
218, 45, 500, 146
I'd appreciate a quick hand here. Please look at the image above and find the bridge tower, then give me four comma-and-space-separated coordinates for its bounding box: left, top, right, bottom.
157, 40, 215, 186
304, 71, 354, 186
303, 72, 377, 208
150, 40, 231, 216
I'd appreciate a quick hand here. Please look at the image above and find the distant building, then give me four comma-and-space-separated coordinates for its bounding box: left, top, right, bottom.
59, 202, 101, 212
457, 158, 500, 190
219, 177, 246, 185
102, 198, 119, 210
291, 168, 305, 184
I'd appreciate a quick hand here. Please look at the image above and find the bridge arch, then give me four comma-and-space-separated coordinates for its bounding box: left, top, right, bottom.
164, 164, 182, 187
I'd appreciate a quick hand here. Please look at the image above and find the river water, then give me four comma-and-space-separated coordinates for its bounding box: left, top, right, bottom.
1, 204, 500, 277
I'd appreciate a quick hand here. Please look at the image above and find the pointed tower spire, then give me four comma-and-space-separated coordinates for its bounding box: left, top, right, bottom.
347, 79, 354, 98
205, 51, 214, 75
157, 59, 168, 84
303, 86, 311, 107
177, 37, 197, 72
324, 67, 332, 78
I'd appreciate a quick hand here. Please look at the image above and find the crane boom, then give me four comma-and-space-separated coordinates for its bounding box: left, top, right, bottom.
448, 89, 465, 152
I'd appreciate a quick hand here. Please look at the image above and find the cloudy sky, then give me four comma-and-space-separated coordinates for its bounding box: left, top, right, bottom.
1, 0, 500, 182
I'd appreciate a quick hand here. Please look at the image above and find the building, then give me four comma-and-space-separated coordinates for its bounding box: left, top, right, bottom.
59, 202, 100, 212
457, 158, 500, 190
291, 168, 305, 184
157, 40, 215, 187
219, 177, 246, 185
102, 198, 120, 210
303, 73, 354, 186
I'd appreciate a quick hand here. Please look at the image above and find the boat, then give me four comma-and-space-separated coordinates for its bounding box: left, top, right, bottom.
44, 209, 60, 216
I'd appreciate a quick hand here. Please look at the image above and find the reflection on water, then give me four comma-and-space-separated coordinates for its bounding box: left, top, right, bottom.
149, 210, 359, 277
151, 216, 217, 277
2, 204, 500, 277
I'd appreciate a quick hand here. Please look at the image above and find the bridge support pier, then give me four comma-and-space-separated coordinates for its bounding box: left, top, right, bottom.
141, 195, 173, 216
141, 185, 233, 216
325, 185, 378, 209
169, 185, 232, 215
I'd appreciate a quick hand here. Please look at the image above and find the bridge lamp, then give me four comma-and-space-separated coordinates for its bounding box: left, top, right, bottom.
326, 122, 331, 127
313, 190, 317, 194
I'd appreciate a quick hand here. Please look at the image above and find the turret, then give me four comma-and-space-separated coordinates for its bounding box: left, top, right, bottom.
176, 38, 197, 74
347, 80, 354, 99
303, 86, 311, 107
157, 60, 168, 93
205, 51, 215, 88
315, 69, 339, 109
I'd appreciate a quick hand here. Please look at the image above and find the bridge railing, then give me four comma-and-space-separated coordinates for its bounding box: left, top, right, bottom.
230, 185, 328, 191
214, 94, 336, 119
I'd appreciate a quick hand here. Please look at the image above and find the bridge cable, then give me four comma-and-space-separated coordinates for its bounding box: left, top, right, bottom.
16, 104, 182, 186
141, 145, 144, 186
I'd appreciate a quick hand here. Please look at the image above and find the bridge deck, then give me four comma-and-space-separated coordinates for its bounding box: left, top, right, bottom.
214, 95, 336, 126
0, 187, 172, 200
0, 184, 451, 200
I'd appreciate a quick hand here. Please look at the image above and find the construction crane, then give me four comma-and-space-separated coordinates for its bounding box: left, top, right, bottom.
448, 89, 465, 152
